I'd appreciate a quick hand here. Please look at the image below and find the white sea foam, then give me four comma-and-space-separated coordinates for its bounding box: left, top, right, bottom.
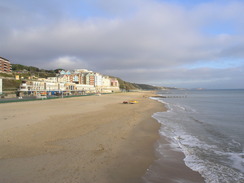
150, 97, 172, 112
156, 119, 244, 183
228, 152, 244, 173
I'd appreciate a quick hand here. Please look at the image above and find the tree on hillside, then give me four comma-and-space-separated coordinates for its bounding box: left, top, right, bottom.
54, 69, 64, 73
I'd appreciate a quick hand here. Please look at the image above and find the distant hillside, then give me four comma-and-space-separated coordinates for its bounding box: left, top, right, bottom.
115, 78, 137, 90
134, 83, 164, 90
115, 77, 164, 91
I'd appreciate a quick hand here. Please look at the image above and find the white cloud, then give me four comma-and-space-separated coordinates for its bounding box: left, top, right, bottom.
47, 56, 87, 70
1, 0, 244, 88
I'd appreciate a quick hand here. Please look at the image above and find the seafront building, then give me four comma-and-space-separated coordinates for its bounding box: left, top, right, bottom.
18, 69, 120, 95
0, 57, 12, 95
0, 57, 12, 73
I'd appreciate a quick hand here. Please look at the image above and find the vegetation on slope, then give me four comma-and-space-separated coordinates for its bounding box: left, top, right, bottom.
2, 79, 22, 92
12, 64, 57, 78
115, 77, 163, 91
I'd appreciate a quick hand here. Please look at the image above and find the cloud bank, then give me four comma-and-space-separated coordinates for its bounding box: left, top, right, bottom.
1, 0, 244, 88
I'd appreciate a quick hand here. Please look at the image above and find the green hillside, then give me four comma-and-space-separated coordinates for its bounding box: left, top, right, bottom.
115, 77, 164, 91
12, 64, 57, 78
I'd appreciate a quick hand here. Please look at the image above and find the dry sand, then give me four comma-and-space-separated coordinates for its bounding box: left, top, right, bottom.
0, 92, 204, 183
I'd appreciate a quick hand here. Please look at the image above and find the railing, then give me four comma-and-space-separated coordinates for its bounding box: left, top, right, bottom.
0, 93, 97, 104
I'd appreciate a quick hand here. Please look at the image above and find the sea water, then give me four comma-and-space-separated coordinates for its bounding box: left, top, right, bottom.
148, 89, 244, 183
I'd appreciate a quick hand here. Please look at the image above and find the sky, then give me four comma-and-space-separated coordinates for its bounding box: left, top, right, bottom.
1, 0, 244, 89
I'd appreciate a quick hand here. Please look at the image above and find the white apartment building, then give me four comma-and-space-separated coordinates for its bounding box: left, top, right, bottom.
94, 73, 103, 86
46, 77, 59, 83
45, 82, 59, 91
102, 76, 111, 87
76, 84, 96, 93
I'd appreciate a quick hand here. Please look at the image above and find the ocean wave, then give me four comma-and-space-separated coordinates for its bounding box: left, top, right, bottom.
151, 96, 244, 183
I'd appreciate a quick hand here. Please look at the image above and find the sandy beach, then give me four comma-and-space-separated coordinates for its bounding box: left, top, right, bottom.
0, 92, 204, 183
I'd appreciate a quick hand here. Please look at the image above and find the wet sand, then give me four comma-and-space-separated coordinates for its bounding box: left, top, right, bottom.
0, 92, 204, 183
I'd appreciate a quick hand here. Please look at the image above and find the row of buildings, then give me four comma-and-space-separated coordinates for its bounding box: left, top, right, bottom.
0, 57, 121, 96
19, 69, 120, 95
0, 57, 12, 73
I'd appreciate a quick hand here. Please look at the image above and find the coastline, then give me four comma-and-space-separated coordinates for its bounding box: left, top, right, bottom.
0, 92, 204, 183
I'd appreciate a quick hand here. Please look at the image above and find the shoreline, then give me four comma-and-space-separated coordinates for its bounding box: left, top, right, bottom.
0, 91, 204, 183
144, 98, 205, 183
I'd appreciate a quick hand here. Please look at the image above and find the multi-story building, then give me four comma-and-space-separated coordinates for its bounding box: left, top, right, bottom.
0, 57, 12, 73
46, 77, 58, 83
78, 73, 86, 84
19, 81, 45, 92
102, 76, 111, 87
110, 78, 119, 87
76, 84, 95, 93
94, 73, 103, 87
85, 73, 95, 85
70, 74, 79, 84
